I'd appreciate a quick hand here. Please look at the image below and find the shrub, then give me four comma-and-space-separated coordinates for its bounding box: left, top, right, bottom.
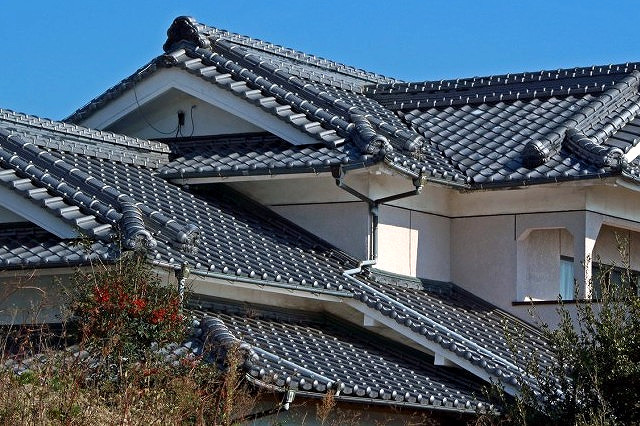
67, 251, 186, 361
483, 235, 640, 426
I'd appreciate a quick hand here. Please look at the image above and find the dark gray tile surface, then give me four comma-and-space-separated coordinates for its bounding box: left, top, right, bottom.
0, 110, 356, 294
190, 303, 490, 412
64, 17, 640, 189
0, 225, 109, 268
349, 270, 554, 388
159, 133, 365, 179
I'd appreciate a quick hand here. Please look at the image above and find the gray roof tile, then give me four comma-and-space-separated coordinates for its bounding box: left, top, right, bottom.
0, 110, 357, 293
348, 270, 554, 388
190, 302, 489, 412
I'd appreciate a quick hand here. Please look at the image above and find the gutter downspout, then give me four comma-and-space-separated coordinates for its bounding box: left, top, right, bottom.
331, 166, 422, 261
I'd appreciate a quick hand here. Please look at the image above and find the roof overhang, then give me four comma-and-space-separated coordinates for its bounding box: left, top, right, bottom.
75, 68, 322, 147
0, 184, 79, 239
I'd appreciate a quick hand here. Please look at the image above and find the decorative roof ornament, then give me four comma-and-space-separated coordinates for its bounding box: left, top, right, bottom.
349, 114, 392, 156
564, 128, 627, 170
119, 201, 157, 250
163, 16, 211, 52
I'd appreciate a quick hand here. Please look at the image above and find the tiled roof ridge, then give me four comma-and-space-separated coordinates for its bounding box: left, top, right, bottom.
564, 129, 626, 170
367, 62, 640, 94
0, 129, 202, 253
164, 48, 347, 147
165, 16, 398, 86
0, 130, 121, 238
0, 109, 168, 157
64, 57, 170, 125
522, 71, 640, 169
189, 37, 424, 155
366, 63, 640, 111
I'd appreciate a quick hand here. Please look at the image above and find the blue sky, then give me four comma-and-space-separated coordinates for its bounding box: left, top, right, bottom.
1, 1, 639, 120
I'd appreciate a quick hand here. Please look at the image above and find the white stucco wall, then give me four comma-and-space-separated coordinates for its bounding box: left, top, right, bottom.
593, 225, 640, 269
451, 215, 518, 310
376, 205, 451, 282
0, 272, 69, 324
106, 88, 263, 139
271, 202, 369, 260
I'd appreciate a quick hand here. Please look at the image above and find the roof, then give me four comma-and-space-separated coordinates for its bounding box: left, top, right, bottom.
65, 16, 640, 189
190, 301, 491, 413
0, 109, 357, 295
66, 16, 465, 187
353, 270, 552, 389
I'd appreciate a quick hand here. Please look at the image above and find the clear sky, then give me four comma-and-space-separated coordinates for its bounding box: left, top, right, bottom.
2, 0, 639, 120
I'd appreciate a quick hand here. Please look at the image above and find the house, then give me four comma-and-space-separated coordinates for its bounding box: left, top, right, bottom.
1, 15, 639, 421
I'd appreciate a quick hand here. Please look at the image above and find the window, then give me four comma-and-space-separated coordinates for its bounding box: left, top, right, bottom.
559, 256, 574, 300
591, 263, 640, 300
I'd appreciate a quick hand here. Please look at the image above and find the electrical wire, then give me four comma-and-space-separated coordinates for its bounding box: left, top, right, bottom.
188, 105, 196, 137
132, 71, 179, 135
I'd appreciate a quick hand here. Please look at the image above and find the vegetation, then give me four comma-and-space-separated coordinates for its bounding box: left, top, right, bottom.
0, 251, 256, 425
482, 235, 640, 426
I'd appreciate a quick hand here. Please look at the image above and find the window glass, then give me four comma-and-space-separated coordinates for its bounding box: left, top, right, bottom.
560, 256, 574, 300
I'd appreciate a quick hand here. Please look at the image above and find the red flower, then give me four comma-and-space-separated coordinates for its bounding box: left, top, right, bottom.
130, 298, 147, 315
150, 308, 167, 324
93, 287, 110, 303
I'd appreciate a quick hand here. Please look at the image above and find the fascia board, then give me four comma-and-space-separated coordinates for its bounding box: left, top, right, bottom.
78, 68, 322, 147
170, 171, 334, 185
0, 185, 79, 239
184, 272, 349, 305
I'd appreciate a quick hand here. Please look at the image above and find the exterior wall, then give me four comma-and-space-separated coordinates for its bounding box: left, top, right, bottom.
271, 203, 369, 260
593, 225, 640, 269
451, 215, 518, 311
0, 272, 70, 324
377, 205, 451, 282
105, 88, 263, 139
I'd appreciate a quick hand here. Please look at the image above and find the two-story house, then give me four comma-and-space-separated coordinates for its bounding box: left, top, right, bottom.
2, 15, 639, 422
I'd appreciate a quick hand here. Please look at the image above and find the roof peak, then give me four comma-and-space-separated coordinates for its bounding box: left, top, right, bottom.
163, 16, 397, 86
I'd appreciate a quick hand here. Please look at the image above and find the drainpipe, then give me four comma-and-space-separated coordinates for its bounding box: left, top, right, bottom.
331, 166, 422, 261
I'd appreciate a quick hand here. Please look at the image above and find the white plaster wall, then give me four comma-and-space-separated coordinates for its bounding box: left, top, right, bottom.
377, 206, 413, 276
271, 202, 369, 260
106, 88, 263, 139
376, 205, 451, 281
412, 211, 451, 281
451, 215, 517, 312
593, 225, 640, 269
0, 273, 69, 324
518, 229, 562, 301
228, 175, 359, 205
